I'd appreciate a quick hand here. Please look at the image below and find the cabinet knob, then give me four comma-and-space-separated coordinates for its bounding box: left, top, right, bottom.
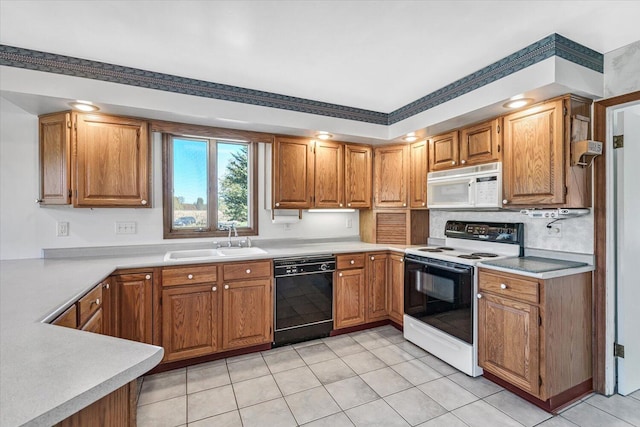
212, 286, 217, 292
502, 199, 508, 204
224, 285, 229, 290
145, 274, 151, 280
347, 203, 351, 207
400, 258, 404, 262
91, 298, 100, 306
187, 274, 194, 279
500, 284, 508, 290
35, 199, 43, 204
141, 200, 147, 205
370, 256, 375, 261
339, 272, 343, 277
246, 269, 251, 274
339, 203, 343, 207
477, 293, 483, 299
275, 202, 280, 207
103, 283, 109, 290
451, 161, 456, 165
350, 260, 355, 265
461, 160, 466, 164
422, 202, 425, 206
402, 203, 407, 207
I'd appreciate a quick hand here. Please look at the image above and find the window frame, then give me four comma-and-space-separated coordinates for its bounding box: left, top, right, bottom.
160, 122, 271, 239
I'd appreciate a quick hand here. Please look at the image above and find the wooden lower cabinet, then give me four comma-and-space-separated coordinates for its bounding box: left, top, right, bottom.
366, 253, 388, 322
162, 284, 219, 362
478, 268, 592, 409
334, 267, 366, 329
55, 381, 136, 427
113, 272, 153, 344
222, 278, 272, 350
388, 253, 405, 325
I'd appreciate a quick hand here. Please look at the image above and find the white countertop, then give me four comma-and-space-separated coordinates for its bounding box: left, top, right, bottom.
477, 260, 595, 279
0, 239, 406, 427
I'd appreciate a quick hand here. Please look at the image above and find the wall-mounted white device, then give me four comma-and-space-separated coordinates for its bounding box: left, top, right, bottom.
520, 208, 590, 218
571, 140, 603, 167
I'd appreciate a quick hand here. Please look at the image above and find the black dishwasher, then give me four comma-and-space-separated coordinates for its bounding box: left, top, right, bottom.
273, 255, 335, 346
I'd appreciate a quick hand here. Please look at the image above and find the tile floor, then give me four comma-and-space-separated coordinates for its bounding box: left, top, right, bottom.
137, 325, 640, 427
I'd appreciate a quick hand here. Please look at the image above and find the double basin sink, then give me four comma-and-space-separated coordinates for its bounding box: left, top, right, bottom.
164, 246, 267, 262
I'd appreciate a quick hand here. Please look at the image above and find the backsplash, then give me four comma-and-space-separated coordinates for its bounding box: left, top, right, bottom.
429, 210, 594, 255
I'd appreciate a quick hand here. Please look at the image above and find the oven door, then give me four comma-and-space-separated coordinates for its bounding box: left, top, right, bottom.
404, 255, 474, 344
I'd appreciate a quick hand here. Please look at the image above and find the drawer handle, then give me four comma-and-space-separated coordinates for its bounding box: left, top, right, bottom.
91, 298, 101, 306
350, 260, 355, 265
212, 286, 217, 292
400, 258, 404, 262
500, 284, 508, 290
451, 161, 456, 165
103, 283, 109, 290
339, 203, 343, 207
246, 269, 251, 274
347, 203, 351, 207
339, 272, 343, 277
477, 293, 483, 299
187, 274, 194, 279
461, 160, 467, 164
224, 285, 229, 290
145, 274, 151, 280
370, 256, 375, 261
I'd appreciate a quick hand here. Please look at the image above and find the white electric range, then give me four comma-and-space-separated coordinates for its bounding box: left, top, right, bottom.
403, 221, 525, 376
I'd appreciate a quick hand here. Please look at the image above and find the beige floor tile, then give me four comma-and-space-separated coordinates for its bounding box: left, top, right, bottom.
325, 376, 379, 410
351, 331, 392, 350
232, 374, 281, 408
137, 395, 186, 427
370, 344, 415, 365
447, 372, 502, 398
296, 342, 338, 365
187, 384, 237, 423
562, 400, 634, 427
584, 393, 640, 425
416, 412, 469, 427
187, 360, 230, 394
395, 340, 429, 358
263, 347, 306, 373
308, 358, 356, 384
419, 355, 458, 376
187, 410, 242, 427
273, 365, 322, 395
138, 368, 186, 406
226, 356, 269, 383
484, 390, 552, 427
385, 387, 447, 425
285, 386, 341, 425
419, 377, 478, 411
452, 400, 522, 427
323, 335, 367, 357
301, 411, 355, 427
239, 397, 297, 427
360, 366, 413, 397
535, 416, 581, 427
391, 359, 443, 386
345, 398, 411, 427
341, 350, 387, 374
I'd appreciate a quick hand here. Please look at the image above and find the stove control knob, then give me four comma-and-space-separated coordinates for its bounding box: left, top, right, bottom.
320, 263, 329, 271
477, 293, 483, 299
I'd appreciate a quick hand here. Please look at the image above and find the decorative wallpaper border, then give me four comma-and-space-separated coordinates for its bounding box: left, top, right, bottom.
0, 33, 602, 126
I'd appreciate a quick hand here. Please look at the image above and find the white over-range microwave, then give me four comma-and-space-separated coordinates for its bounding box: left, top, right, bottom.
427, 162, 502, 209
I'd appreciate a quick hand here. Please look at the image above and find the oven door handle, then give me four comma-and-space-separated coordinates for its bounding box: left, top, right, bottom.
409, 259, 472, 274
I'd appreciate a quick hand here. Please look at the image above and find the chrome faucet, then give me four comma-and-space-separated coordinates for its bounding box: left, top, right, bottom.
227, 223, 237, 247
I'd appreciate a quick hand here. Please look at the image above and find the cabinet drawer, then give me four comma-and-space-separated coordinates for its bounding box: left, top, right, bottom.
479, 271, 539, 304
336, 253, 365, 270
80, 308, 103, 334
78, 285, 103, 326
162, 265, 218, 287
52, 304, 78, 329
223, 261, 271, 281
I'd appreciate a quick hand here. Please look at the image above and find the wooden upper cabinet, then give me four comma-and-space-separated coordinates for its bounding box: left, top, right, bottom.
459, 118, 502, 166
273, 136, 314, 209
314, 140, 344, 208
502, 100, 565, 206
374, 144, 409, 208
113, 272, 153, 344
39, 112, 72, 205
344, 144, 372, 208
75, 113, 150, 207
428, 131, 459, 171
409, 140, 428, 208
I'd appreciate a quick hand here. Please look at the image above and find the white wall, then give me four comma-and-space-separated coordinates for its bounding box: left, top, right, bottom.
429, 210, 594, 254
604, 40, 640, 98
0, 98, 359, 260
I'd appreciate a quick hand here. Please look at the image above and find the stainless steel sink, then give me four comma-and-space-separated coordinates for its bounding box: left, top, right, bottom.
164, 246, 267, 262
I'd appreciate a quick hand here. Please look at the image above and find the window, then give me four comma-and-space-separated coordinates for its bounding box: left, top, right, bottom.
163, 133, 258, 238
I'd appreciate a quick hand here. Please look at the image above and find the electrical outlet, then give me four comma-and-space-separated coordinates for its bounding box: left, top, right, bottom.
57, 221, 69, 237
346, 218, 353, 228
116, 221, 137, 234
283, 223, 292, 231
546, 223, 562, 238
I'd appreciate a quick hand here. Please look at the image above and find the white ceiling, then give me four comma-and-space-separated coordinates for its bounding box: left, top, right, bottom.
1, 0, 639, 114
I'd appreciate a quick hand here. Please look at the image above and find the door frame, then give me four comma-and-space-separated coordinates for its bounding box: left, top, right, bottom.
593, 90, 640, 394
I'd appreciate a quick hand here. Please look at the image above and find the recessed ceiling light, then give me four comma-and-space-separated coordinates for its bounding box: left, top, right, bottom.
69, 101, 99, 112
503, 98, 533, 109
315, 131, 333, 140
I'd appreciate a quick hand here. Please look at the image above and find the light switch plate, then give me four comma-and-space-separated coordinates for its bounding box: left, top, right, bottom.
57, 221, 69, 237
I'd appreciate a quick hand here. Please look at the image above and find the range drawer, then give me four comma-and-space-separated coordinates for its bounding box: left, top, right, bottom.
78, 284, 103, 326
162, 265, 218, 287
336, 253, 365, 270
479, 270, 539, 304
223, 260, 271, 281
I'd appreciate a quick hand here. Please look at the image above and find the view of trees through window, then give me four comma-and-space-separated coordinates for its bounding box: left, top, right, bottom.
171, 137, 249, 232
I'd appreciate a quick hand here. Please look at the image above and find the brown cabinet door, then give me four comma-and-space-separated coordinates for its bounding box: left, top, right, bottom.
388, 253, 404, 325
273, 136, 314, 209
428, 131, 459, 171
459, 119, 502, 166
478, 293, 540, 398
502, 100, 565, 206
374, 145, 409, 208
80, 308, 103, 334
162, 284, 219, 362
113, 272, 153, 344
344, 144, 372, 208
409, 140, 428, 208
74, 113, 150, 207
52, 304, 78, 329
100, 279, 113, 336
222, 279, 272, 350
334, 268, 366, 329
314, 140, 344, 208
39, 112, 71, 204
366, 253, 388, 322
